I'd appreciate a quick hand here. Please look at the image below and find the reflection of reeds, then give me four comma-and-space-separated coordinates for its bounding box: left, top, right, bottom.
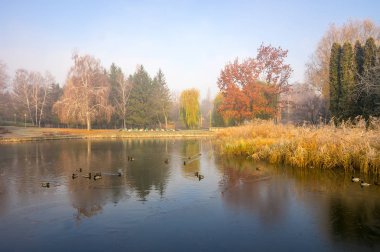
216, 119, 380, 174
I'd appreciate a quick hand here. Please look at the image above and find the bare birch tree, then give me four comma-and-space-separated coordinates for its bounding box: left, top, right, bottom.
109, 63, 132, 129
53, 54, 112, 130
12, 69, 54, 127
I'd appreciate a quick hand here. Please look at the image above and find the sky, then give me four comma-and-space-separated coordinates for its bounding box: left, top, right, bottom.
0, 0, 379, 98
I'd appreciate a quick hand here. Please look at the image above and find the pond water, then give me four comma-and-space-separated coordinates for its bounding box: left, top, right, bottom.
1, 139, 380, 251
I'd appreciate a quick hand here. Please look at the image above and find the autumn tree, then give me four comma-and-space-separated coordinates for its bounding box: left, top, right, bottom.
53, 54, 112, 130
180, 89, 200, 129
306, 19, 380, 102
152, 69, 171, 129
217, 44, 291, 124
109, 63, 131, 129
12, 69, 54, 127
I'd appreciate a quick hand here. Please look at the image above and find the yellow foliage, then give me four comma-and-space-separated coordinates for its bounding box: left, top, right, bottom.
216, 119, 380, 174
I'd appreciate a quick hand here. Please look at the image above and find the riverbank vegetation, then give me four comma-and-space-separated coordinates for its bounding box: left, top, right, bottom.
216, 119, 380, 174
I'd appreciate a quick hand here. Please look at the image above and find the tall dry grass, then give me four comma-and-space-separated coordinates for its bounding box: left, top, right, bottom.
216, 118, 380, 174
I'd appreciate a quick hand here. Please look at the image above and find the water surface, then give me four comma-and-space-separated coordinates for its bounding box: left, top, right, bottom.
1, 139, 380, 251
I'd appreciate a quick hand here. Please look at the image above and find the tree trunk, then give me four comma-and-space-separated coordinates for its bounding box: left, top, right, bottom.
86, 113, 91, 131
164, 115, 168, 130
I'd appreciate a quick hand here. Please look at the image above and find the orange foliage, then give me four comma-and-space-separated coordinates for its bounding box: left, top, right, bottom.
217, 44, 292, 123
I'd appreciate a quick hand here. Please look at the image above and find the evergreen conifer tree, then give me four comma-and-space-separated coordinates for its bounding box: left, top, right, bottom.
329, 43, 342, 118
340, 42, 355, 118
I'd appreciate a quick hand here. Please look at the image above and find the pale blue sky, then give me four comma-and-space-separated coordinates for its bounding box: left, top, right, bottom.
0, 0, 379, 98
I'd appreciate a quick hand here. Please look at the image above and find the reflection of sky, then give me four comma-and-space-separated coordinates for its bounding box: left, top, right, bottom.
1, 140, 380, 251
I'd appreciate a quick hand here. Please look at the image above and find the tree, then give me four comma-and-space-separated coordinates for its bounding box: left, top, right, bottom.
200, 88, 212, 128
180, 89, 200, 129
12, 69, 54, 127
286, 83, 326, 125
0, 62, 7, 93
152, 69, 171, 129
109, 63, 131, 129
54, 54, 112, 130
126, 65, 154, 127
339, 42, 355, 118
212, 93, 228, 127
329, 43, 341, 118
355, 64, 380, 117
363, 37, 377, 73
306, 19, 380, 101
0, 62, 8, 119
44, 83, 62, 126
217, 44, 291, 124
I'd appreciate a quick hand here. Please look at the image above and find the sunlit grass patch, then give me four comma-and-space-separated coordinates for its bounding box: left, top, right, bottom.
216, 119, 380, 174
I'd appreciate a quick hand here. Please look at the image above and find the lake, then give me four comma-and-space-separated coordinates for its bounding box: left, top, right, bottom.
0, 139, 380, 251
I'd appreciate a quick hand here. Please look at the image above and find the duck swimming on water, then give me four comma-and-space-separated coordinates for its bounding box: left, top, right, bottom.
83, 173, 91, 179
94, 173, 102, 180
361, 181, 370, 187
41, 182, 50, 188
72, 173, 78, 179
351, 176, 360, 182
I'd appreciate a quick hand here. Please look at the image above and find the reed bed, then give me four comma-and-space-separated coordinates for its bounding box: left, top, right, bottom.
216, 119, 380, 174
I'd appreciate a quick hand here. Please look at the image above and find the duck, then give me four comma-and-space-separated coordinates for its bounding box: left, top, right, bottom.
41, 182, 50, 188
256, 167, 261, 171
194, 172, 204, 180
78, 168, 82, 172
183, 161, 186, 166
117, 169, 123, 177
164, 159, 169, 164
128, 156, 135, 161
72, 173, 78, 179
94, 173, 102, 180
83, 172, 92, 179
361, 181, 370, 187
351, 176, 360, 182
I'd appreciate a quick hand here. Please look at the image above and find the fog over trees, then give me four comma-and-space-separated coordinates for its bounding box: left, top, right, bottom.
0, 19, 379, 129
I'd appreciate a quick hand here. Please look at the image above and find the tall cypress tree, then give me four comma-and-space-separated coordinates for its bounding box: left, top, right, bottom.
329, 43, 342, 118
354, 41, 364, 82
363, 37, 377, 73
340, 42, 355, 119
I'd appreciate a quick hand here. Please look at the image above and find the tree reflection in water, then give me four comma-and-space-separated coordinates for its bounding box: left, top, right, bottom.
217, 156, 380, 246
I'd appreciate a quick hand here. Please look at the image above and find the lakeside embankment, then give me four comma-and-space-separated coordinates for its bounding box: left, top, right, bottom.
0, 126, 215, 143
216, 120, 380, 174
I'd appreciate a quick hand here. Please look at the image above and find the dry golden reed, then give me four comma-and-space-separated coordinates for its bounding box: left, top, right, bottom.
216, 119, 380, 174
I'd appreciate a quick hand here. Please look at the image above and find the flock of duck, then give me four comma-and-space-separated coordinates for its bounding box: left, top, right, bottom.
351, 176, 378, 187
41, 153, 204, 188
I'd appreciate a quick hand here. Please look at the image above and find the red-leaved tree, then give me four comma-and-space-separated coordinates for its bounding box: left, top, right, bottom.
217, 44, 292, 124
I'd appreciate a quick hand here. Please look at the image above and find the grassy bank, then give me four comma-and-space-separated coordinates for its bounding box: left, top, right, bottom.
0, 126, 214, 143
216, 120, 380, 174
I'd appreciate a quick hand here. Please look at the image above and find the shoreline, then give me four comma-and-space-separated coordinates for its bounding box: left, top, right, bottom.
0, 126, 215, 143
